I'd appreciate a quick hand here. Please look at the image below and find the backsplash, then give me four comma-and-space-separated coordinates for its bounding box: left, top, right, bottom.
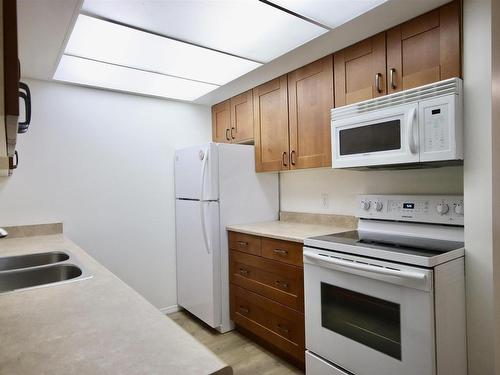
280, 166, 464, 216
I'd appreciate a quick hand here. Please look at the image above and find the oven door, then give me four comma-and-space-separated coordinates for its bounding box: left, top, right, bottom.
304, 248, 435, 375
332, 103, 419, 168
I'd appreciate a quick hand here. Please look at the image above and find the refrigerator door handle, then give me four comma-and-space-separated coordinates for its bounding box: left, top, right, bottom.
199, 149, 211, 254
200, 202, 211, 254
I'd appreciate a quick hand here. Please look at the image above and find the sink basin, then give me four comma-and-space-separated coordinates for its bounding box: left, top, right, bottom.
0, 264, 83, 293
0, 251, 69, 271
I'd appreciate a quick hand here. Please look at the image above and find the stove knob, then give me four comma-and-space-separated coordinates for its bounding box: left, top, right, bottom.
374, 201, 383, 212
436, 203, 449, 215
454, 203, 464, 215
360, 201, 371, 211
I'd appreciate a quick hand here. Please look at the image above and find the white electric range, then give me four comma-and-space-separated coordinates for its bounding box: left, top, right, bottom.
303, 195, 467, 375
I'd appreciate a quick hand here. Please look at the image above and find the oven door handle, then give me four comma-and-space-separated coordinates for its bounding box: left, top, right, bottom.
304, 252, 427, 282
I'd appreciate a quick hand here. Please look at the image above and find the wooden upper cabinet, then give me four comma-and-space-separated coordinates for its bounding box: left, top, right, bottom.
212, 100, 231, 143
253, 76, 289, 172
288, 56, 333, 169
386, 0, 461, 93
334, 32, 386, 107
230, 90, 253, 143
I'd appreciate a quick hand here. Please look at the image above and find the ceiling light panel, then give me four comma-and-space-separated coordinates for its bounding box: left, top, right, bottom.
54, 55, 218, 101
65, 14, 261, 86
268, 0, 388, 29
81, 0, 328, 62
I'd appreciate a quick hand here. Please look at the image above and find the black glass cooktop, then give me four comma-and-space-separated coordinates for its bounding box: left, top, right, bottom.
308, 230, 464, 258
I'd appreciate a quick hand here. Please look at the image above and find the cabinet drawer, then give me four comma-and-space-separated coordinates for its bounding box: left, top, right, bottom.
228, 231, 261, 256
230, 250, 304, 312
230, 285, 305, 362
262, 238, 303, 266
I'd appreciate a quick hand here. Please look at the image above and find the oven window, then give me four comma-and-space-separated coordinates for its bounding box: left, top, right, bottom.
321, 283, 401, 360
339, 120, 401, 156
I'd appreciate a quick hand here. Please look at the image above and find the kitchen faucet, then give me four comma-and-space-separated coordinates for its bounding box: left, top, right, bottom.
0, 228, 8, 238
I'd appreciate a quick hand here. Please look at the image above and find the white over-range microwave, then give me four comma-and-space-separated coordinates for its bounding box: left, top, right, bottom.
332, 78, 463, 169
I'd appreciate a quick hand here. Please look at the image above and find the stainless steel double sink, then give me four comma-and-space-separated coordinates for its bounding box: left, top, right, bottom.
0, 250, 92, 294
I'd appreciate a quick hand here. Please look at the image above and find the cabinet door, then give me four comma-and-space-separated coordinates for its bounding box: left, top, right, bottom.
230, 90, 253, 144
211, 100, 231, 143
334, 33, 386, 107
288, 56, 333, 169
386, 0, 460, 93
3, 0, 18, 119
253, 76, 289, 172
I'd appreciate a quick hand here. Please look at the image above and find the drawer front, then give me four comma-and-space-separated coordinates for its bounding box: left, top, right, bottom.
228, 231, 261, 256
230, 250, 304, 312
230, 285, 305, 361
262, 238, 303, 266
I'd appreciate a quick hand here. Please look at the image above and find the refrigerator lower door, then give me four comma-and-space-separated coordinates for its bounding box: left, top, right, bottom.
174, 143, 219, 201
175, 199, 221, 328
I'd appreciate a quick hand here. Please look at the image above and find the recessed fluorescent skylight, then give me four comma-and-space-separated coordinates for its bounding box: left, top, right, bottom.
268, 0, 388, 29
81, 0, 328, 62
54, 55, 218, 101
64, 14, 261, 86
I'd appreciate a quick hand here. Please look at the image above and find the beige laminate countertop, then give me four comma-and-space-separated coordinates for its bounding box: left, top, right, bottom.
226, 219, 355, 243
0, 233, 231, 375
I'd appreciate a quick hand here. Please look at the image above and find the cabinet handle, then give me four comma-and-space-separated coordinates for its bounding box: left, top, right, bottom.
9, 151, 18, 170
230, 127, 235, 140
290, 150, 296, 165
239, 306, 249, 314
282, 152, 288, 167
239, 268, 249, 276
225, 128, 230, 141
18, 82, 32, 133
389, 68, 397, 90
274, 280, 289, 289
237, 241, 248, 247
273, 248, 288, 256
375, 73, 382, 93
277, 324, 289, 334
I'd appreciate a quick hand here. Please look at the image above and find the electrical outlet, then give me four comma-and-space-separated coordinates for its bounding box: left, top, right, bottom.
321, 193, 329, 209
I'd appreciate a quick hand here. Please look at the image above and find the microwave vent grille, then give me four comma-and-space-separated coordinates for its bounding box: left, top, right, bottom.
332, 77, 462, 120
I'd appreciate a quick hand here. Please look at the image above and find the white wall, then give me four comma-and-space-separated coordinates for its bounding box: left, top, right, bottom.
0, 79, 211, 311
280, 166, 463, 216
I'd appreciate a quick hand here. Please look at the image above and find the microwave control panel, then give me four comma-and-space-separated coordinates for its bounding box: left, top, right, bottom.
358, 195, 464, 225
423, 103, 450, 153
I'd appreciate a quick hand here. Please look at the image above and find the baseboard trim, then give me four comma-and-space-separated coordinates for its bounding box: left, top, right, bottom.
160, 304, 181, 315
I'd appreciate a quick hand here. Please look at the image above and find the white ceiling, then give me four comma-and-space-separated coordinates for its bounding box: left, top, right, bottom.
17, 0, 82, 81
81, 0, 328, 63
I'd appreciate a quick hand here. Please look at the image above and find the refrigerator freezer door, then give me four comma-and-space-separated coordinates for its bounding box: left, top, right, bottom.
174, 143, 219, 200
175, 199, 221, 328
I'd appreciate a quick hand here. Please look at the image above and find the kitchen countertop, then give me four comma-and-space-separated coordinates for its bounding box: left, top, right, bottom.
226, 212, 357, 243
0, 229, 231, 375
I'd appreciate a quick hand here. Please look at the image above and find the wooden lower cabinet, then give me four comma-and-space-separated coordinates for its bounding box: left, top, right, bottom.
228, 231, 305, 368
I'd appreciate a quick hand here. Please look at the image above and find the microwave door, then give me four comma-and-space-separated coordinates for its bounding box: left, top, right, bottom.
333, 104, 420, 168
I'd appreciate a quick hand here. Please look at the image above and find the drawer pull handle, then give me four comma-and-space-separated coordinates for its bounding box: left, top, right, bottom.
274, 280, 289, 289
239, 306, 249, 314
237, 241, 248, 247
239, 268, 249, 276
277, 324, 289, 334
273, 248, 288, 256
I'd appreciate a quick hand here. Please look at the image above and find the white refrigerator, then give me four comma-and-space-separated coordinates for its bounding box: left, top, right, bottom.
174, 142, 279, 333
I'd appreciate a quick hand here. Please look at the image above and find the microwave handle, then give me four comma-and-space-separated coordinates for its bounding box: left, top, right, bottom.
407, 106, 418, 154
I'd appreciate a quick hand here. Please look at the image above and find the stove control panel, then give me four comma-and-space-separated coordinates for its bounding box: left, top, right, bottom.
358, 195, 464, 225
